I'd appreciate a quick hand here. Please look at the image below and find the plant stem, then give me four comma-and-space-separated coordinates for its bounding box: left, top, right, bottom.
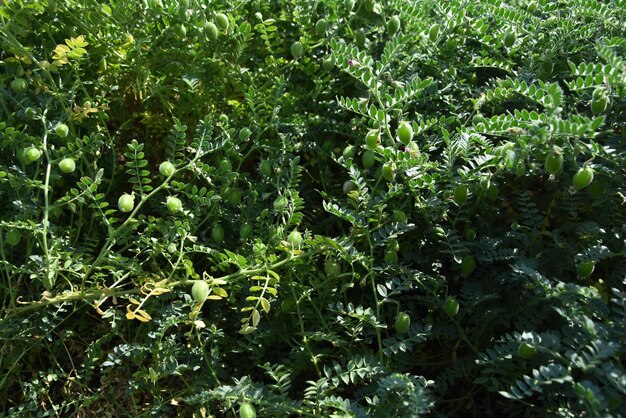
448, 314, 480, 356
41, 112, 54, 291
366, 234, 384, 363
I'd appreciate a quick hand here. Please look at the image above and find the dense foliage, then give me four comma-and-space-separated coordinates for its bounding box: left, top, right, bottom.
1, 0, 625, 416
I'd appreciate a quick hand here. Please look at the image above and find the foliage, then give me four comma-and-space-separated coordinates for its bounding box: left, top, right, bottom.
1, 0, 625, 416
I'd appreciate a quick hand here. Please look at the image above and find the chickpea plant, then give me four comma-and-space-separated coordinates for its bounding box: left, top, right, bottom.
1, 1, 625, 417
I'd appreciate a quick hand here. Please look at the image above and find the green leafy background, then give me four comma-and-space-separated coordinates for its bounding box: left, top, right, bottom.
1, 0, 625, 416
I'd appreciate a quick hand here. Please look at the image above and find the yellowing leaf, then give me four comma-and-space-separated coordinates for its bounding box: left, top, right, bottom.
151, 287, 170, 296
66, 36, 88, 48
94, 304, 106, 315
154, 279, 169, 288
15, 54, 32, 65
135, 309, 152, 322
213, 287, 228, 297
239, 325, 256, 334
252, 309, 261, 327
53, 44, 70, 57
260, 297, 270, 313
51, 36, 89, 67
138, 309, 152, 319
266, 270, 280, 280
129, 297, 141, 305
70, 102, 106, 122
67, 48, 87, 59
207, 295, 222, 300
54, 57, 69, 66
126, 311, 135, 320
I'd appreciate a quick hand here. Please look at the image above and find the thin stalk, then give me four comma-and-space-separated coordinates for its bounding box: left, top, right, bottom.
41, 113, 54, 290
366, 234, 384, 363
448, 314, 480, 356
291, 284, 322, 377
0, 236, 16, 309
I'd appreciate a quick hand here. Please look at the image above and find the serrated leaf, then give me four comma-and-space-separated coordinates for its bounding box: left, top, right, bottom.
251, 309, 261, 327
260, 297, 270, 313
